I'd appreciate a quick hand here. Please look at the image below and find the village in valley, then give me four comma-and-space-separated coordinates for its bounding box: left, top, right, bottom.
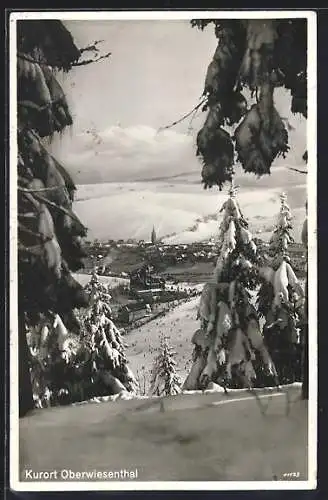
75, 225, 306, 332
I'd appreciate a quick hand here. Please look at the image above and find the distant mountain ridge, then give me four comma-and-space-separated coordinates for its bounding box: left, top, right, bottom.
73, 180, 306, 245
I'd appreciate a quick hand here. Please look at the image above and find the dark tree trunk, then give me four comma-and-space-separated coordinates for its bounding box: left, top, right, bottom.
301, 216, 308, 400
301, 327, 308, 399
19, 313, 34, 417
301, 273, 308, 400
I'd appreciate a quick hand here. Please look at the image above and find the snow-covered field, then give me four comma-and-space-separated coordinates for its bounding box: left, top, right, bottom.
73, 169, 306, 244
126, 297, 199, 391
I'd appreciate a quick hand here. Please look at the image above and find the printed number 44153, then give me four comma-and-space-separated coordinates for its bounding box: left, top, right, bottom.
283, 472, 300, 479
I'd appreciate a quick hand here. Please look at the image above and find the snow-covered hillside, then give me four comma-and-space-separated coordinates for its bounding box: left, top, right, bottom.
73, 176, 306, 244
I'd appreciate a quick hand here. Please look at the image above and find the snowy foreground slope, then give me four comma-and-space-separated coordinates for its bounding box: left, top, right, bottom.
19, 300, 308, 483
19, 298, 308, 483
19, 385, 307, 482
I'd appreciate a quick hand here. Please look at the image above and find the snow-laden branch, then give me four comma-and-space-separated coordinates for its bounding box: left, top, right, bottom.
158, 98, 207, 132
72, 52, 111, 67
79, 40, 105, 54
20, 190, 88, 232
19, 184, 67, 194
286, 166, 307, 174
18, 46, 111, 69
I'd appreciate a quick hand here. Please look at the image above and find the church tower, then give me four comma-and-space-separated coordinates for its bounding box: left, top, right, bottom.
151, 226, 157, 245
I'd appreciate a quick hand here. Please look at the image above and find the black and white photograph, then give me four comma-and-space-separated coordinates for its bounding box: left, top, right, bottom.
9, 10, 317, 490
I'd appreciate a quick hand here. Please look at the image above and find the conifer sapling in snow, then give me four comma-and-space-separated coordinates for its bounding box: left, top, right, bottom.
149, 335, 181, 396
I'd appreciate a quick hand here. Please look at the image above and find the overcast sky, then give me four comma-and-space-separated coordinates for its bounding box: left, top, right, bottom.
50, 20, 307, 185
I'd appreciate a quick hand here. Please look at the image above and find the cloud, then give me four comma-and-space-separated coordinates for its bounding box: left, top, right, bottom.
53, 118, 307, 188
51, 84, 307, 187
54, 125, 196, 183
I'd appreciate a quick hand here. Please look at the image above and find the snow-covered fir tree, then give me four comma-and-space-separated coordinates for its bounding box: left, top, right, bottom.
81, 272, 139, 395
257, 192, 295, 318
257, 193, 304, 315
257, 193, 305, 383
148, 335, 181, 396
27, 272, 139, 406
268, 192, 294, 260
27, 312, 80, 408
183, 185, 277, 391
